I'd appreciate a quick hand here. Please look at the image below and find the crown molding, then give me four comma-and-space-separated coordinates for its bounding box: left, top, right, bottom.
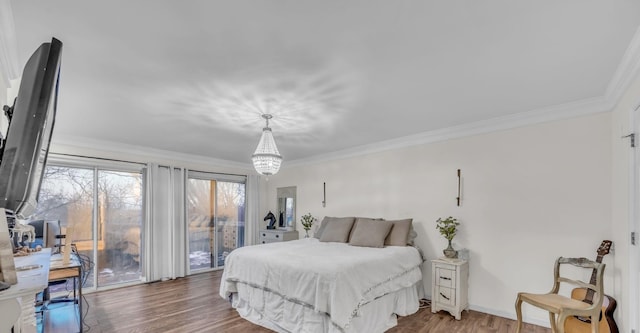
52, 135, 253, 171
605, 25, 640, 104
0, 0, 19, 86
286, 96, 612, 168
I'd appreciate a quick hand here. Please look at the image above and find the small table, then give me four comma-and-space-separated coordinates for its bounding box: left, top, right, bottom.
431, 257, 469, 320
48, 252, 83, 332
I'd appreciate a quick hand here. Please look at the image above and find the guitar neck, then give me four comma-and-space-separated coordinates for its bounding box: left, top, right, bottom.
584, 254, 604, 304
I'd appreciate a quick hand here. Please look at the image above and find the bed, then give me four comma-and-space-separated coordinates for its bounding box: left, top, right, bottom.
219, 217, 424, 333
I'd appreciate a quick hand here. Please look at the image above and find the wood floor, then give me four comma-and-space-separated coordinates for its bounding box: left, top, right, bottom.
80, 270, 550, 333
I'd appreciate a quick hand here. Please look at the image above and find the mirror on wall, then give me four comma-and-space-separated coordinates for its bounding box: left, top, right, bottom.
277, 186, 296, 230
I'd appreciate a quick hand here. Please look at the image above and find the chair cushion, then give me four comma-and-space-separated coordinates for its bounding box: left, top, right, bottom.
518, 292, 592, 314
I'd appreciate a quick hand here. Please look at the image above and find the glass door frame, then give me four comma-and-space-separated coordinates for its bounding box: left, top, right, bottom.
186, 171, 246, 275
44, 156, 147, 290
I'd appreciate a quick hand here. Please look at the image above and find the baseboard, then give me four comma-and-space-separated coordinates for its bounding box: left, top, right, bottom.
467, 303, 550, 328
424, 293, 550, 328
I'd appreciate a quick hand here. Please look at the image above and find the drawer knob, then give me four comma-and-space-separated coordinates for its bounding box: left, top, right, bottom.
440, 276, 451, 281
262, 241, 265, 244
440, 292, 450, 300
262, 233, 266, 237
276, 234, 279, 238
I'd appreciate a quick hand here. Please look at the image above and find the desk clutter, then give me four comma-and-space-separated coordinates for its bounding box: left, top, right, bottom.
14, 245, 43, 257
1, 227, 94, 333
37, 246, 93, 333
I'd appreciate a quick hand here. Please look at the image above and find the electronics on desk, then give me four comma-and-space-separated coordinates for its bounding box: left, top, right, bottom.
27, 220, 61, 249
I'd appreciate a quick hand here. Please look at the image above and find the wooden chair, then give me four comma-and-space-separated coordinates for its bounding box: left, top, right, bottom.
515, 257, 605, 333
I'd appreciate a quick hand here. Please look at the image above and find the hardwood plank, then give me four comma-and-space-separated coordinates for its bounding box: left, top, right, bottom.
43, 303, 80, 333
83, 270, 550, 333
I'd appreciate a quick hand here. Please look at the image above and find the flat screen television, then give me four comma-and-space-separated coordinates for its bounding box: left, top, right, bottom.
0, 37, 62, 219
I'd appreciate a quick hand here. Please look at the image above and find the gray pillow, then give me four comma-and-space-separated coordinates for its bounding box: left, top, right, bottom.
349, 219, 393, 248
348, 217, 384, 242
319, 217, 356, 243
384, 218, 413, 246
407, 225, 417, 246
314, 216, 330, 239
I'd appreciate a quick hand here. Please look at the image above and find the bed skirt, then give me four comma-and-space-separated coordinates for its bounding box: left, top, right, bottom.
230, 281, 423, 333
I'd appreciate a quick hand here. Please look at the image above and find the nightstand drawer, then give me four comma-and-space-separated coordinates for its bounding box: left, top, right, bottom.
259, 230, 299, 243
261, 232, 283, 241
435, 267, 455, 288
437, 286, 456, 306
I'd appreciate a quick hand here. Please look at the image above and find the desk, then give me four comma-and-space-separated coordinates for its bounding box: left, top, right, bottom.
48, 253, 83, 333
0, 249, 51, 333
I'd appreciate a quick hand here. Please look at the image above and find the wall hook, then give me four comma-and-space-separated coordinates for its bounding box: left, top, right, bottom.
322, 182, 326, 207
622, 133, 635, 148
456, 169, 461, 207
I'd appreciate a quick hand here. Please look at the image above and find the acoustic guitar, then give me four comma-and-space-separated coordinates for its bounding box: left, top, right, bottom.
564, 240, 619, 333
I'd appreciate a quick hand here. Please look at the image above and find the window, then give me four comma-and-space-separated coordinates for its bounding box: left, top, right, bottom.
187, 172, 245, 271
33, 164, 144, 288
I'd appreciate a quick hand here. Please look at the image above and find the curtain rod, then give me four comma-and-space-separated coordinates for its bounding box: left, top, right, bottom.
50, 152, 250, 178
187, 168, 248, 179
50, 152, 146, 166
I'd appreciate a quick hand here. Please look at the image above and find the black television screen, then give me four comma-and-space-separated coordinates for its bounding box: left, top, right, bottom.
0, 37, 62, 218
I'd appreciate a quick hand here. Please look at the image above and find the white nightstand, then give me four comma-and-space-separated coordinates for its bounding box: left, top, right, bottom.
259, 229, 299, 244
431, 257, 469, 320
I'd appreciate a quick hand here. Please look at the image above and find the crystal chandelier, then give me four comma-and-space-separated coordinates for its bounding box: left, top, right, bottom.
252, 114, 283, 176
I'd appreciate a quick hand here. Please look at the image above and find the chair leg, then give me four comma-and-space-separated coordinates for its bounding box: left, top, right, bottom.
591, 315, 599, 333
557, 313, 568, 333
514, 295, 524, 333
549, 312, 558, 333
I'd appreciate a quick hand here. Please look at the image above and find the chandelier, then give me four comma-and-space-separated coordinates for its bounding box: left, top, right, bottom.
252, 114, 283, 176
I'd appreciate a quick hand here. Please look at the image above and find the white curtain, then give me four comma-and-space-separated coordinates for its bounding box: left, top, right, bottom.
245, 175, 261, 246
144, 164, 187, 281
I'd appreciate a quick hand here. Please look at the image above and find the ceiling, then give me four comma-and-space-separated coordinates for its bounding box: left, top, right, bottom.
8, 1, 640, 167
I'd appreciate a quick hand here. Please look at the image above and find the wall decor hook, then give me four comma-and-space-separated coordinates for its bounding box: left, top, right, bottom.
622, 133, 635, 148
322, 182, 326, 208
456, 169, 461, 207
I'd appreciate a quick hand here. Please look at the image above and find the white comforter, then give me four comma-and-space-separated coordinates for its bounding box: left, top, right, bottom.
220, 238, 423, 331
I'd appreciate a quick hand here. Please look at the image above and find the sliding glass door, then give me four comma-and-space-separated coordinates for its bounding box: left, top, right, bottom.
34, 164, 144, 288
35, 164, 244, 283
35, 166, 95, 288
187, 172, 245, 272
96, 170, 143, 286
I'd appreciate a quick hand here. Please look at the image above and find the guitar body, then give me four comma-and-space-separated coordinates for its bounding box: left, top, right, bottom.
564, 288, 619, 333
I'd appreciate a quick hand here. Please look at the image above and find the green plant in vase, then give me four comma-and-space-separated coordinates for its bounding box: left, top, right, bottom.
436, 216, 460, 258
300, 213, 316, 238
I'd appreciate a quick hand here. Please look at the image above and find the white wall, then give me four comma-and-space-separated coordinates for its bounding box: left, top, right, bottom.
265, 112, 613, 326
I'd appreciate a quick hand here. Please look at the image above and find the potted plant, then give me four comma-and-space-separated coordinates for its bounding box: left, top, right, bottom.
300, 213, 316, 238
436, 216, 460, 258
